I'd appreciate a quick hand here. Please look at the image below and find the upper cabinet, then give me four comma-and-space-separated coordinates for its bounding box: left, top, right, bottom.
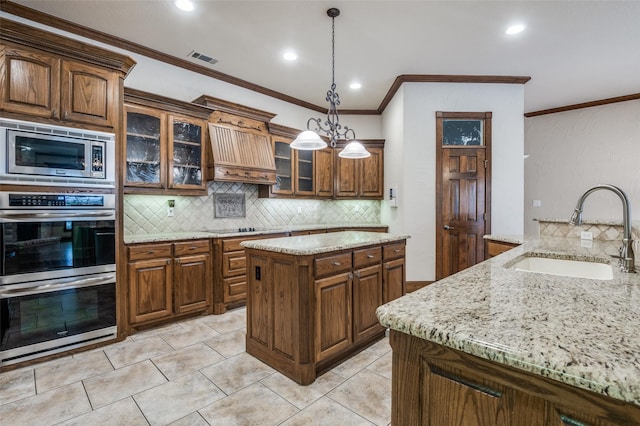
259, 124, 329, 198
123, 88, 211, 195
193, 95, 277, 185
0, 18, 134, 130
335, 143, 384, 199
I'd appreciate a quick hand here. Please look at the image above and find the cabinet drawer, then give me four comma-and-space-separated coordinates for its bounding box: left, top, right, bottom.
486, 240, 519, 258
223, 275, 247, 303
174, 240, 210, 257
353, 247, 382, 268
223, 251, 247, 277
315, 252, 352, 278
128, 243, 172, 261
383, 243, 405, 260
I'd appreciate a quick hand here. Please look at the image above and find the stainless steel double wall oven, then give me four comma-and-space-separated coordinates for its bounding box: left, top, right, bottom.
0, 118, 117, 366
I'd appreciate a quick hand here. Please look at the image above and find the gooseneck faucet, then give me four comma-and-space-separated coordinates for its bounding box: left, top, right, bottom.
569, 184, 635, 273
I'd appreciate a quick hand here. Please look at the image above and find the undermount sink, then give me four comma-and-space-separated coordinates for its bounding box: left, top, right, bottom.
509, 255, 613, 280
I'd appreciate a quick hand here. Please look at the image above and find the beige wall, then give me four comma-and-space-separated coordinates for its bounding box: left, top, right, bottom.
524, 100, 640, 237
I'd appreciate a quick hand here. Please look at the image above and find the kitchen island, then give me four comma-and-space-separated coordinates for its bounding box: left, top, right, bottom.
376, 236, 640, 425
241, 231, 409, 385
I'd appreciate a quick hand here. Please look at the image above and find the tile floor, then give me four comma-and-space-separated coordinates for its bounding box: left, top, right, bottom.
0, 307, 393, 425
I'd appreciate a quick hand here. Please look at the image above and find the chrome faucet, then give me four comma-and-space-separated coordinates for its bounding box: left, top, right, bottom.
569, 184, 635, 273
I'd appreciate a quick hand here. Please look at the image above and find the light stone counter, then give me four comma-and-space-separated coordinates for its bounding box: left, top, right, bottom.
123, 224, 388, 244
377, 235, 640, 406
241, 231, 410, 255
483, 234, 525, 245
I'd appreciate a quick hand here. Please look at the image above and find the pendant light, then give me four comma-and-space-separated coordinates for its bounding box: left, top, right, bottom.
290, 8, 370, 159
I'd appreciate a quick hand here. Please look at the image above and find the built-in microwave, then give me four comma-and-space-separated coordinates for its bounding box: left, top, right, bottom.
0, 118, 115, 188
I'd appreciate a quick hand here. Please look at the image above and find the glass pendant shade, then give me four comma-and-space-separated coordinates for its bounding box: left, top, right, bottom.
290, 130, 328, 150
339, 141, 371, 159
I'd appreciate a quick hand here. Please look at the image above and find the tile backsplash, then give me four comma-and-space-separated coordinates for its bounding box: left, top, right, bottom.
537, 219, 640, 241
124, 182, 381, 235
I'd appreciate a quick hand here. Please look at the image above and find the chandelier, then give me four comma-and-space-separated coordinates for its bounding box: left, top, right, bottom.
290, 8, 370, 159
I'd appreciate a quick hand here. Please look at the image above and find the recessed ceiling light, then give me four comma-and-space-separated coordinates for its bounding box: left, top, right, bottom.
283, 50, 298, 61
349, 82, 362, 90
505, 24, 525, 35
174, 0, 194, 12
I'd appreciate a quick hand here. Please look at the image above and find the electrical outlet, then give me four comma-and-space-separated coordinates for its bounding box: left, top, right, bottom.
580, 231, 593, 240
167, 207, 174, 217
297, 207, 302, 214
532, 199, 542, 207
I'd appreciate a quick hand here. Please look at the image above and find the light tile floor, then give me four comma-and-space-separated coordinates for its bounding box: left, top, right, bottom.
0, 307, 392, 426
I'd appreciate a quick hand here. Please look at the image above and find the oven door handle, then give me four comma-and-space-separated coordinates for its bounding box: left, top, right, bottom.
0, 274, 116, 298
0, 211, 114, 219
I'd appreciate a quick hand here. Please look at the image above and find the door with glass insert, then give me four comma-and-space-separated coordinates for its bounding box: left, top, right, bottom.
125, 107, 165, 187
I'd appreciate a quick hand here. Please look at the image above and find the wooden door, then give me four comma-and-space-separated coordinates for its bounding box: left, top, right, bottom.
315, 148, 334, 197
352, 265, 384, 343
314, 272, 352, 361
0, 45, 61, 119
60, 59, 118, 127
436, 112, 491, 280
360, 147, 384, 198
174, 253, 211, 314
128, 258, 173, 324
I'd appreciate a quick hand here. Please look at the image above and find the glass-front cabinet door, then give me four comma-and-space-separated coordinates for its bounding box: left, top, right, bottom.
125, 107, 164, 187
168, 115, 205, 190
296, 149, 315, 196
272, 136, 294, 195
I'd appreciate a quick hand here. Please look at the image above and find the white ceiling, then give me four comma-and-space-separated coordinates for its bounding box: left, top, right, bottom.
9, 0, 640, 113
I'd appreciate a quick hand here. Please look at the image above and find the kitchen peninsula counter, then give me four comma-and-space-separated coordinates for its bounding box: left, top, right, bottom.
241, 231, 409, 385
376, 236, 640, 424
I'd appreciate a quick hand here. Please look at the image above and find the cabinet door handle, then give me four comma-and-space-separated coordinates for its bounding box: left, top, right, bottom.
147, 250, 155, 255
190, 246, 198, 250
394, 249, 401, 253
367, 254, 375, 258
332, 262, 341, 266
166, 259, 171, 265
355, 271, 361, 278
51, 109, 58, 118
444, 225, 454, 230
430, 365, 502, 397
63, 110, 68, 119
559, 414, 589, 426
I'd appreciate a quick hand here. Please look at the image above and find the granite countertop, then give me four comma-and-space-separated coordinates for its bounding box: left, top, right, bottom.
241, 231, 410, 255
377, 236, 640, 406
123, 224, 388, 244
483, 234, 525, 245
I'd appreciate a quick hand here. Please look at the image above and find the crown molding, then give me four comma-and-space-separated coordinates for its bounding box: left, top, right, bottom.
524, 93, 640, 117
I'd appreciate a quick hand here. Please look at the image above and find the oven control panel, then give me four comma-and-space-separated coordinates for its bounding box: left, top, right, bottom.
1, 193, 115, 209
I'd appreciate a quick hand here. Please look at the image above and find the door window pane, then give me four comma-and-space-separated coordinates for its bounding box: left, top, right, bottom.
442, 120, 483, 146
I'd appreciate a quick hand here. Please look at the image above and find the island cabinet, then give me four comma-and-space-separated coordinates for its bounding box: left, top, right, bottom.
389, 331, 640, 426
0, 19, 134, 129
243, 232, 407, 385
123, 89, 211, 195
212, 233, 287, 314
127, 239, 212, 329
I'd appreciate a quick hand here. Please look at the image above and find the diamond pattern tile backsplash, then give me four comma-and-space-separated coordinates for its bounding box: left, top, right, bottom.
124, 182, 381, 235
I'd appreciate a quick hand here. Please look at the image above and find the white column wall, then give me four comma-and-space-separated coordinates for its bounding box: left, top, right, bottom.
382, 82, 525, 281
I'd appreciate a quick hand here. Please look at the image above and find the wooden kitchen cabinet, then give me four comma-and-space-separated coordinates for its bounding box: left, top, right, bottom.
123, 89, 210, 195
485, 238, 520, 259
245, 235, 407, 384
383, 242, 406, 303
263, 134, 316, 197
335, 145, 384, 199
0, 20, 133, 129
127, 244, 173, 324
127, 240, 212, 328
390, 331, 640, 426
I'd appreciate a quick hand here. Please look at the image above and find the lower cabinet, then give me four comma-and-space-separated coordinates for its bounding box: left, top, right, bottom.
245, 239, 407, 385
127, 240, 211, 327
390, 331, 640, 426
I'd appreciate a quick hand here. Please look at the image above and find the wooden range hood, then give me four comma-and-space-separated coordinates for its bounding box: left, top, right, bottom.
193, 95, 277, 185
